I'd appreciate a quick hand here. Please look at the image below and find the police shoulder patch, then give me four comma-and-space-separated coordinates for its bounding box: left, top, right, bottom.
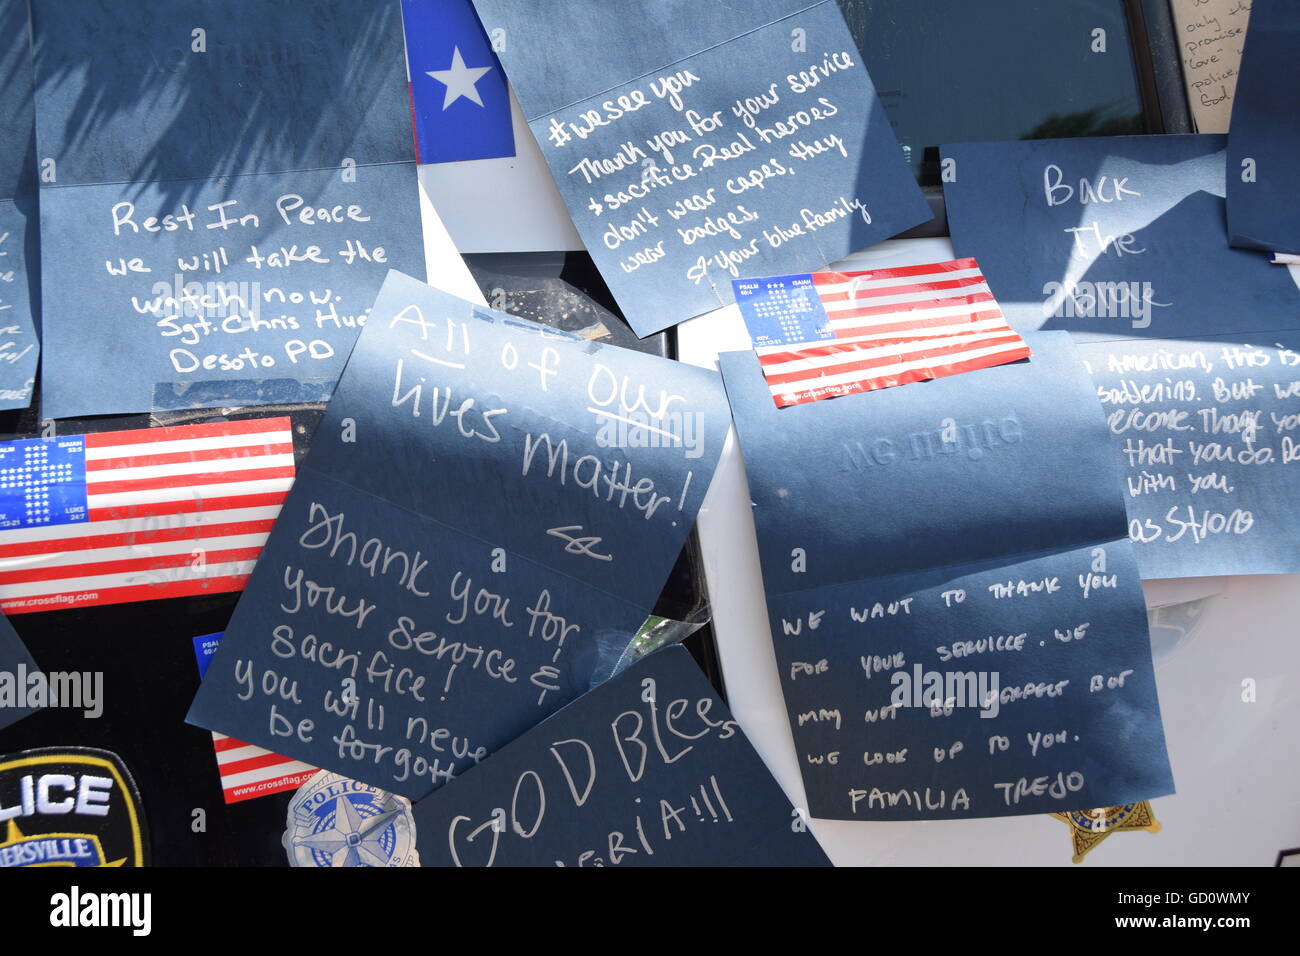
0, 747, 149, 867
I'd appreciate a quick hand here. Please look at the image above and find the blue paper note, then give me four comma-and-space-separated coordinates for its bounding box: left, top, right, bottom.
469, 0, 931, 336
0, 610, 40, 730
0, 0, 40, 411
719, 332, 1174, 820
32, 0, 426, 420
942, 134, 1300, 578
403, 0, 515, 164
1226, 1, 1300, 255
411, 645, 830, 866
941, 135, 1300, 341
187, 270, 729, 800
1081, 331, 1300, 577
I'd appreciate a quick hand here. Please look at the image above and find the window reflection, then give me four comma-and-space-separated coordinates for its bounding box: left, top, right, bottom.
837, 0, 1147, 184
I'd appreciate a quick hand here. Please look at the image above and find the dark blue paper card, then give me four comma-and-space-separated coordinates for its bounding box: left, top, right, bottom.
411, 645, 831, 866
33, 0, 412, 187
0, 610, 40, 729
941, 134, 1300, 342
942, 134, 1300, 579
188, 270, 729, 800
37, 164, 424, 420
1079, 331, 1300, 577
32, 0, 427, 420
470, 0, 931, 336
1226, 1, 1300, 255
403, 0, 515, 165
719, 332, 1174, 820
0, 0, 40, 411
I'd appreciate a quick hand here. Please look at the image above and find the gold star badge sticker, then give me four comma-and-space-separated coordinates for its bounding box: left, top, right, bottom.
1053, 802, 1161, 863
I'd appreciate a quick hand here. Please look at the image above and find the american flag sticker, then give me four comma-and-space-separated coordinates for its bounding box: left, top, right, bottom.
0, 418, 295, 614
193, 634, 316, 803
734, 259, 1032, 408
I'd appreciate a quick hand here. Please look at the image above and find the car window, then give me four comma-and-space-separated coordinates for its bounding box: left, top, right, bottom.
838, 0, 1147, 184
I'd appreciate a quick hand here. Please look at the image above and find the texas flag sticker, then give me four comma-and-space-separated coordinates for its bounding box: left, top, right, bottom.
403, 0, 516, 164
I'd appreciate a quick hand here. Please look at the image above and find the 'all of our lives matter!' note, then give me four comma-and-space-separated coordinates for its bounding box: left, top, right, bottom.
942, 134, 1300, 578
412, 646, 831, 867
31, 0, 454, 420
0, 0, 40, 411
720, 332, 1174, 821
188, 271, 729, 800
469, 0, 931, 337
1169, 0, 1252, 134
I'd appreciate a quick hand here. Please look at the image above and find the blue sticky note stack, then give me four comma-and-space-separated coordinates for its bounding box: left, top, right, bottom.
32, 0, 426, 420
412, 645, 831, 867
942, 134, 1300, 578
188, 270, 730, 800
469, 0, 931, 336
403, 0, 515, 164
0, 0, 41, 412
1227, 0, 1300, 255
720, 332, 1174, 820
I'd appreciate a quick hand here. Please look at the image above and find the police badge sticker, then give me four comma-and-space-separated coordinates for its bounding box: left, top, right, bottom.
0, 748, 149, 867
1053, 802, 1161, 863
284, 771, 418, 867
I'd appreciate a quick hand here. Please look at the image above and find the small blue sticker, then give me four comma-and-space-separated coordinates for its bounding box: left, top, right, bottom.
192, 633, 224, 680
734, 274, 834, 348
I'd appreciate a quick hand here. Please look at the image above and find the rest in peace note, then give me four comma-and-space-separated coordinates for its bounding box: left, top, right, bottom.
720, 332, 1174, 820
412, 645, 831, 867
941, 134, 1300, 578
31, 0, 454, 419
187, 270, 729, 800
469, 0, 931, 336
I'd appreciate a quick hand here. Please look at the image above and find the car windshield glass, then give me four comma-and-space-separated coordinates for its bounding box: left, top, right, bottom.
838, 0, 1147, 184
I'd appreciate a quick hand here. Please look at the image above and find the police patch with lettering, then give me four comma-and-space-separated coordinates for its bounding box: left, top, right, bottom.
0, 747, 149, 867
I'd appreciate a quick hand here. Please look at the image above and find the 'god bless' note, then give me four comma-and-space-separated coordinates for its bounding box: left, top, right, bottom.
720, 332, 1174, 820
412, 646, 831, 867
942, 134, 1300, 578
469, 0, 931, 336
188, 271, 729, 800
31, 0, 456, 420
